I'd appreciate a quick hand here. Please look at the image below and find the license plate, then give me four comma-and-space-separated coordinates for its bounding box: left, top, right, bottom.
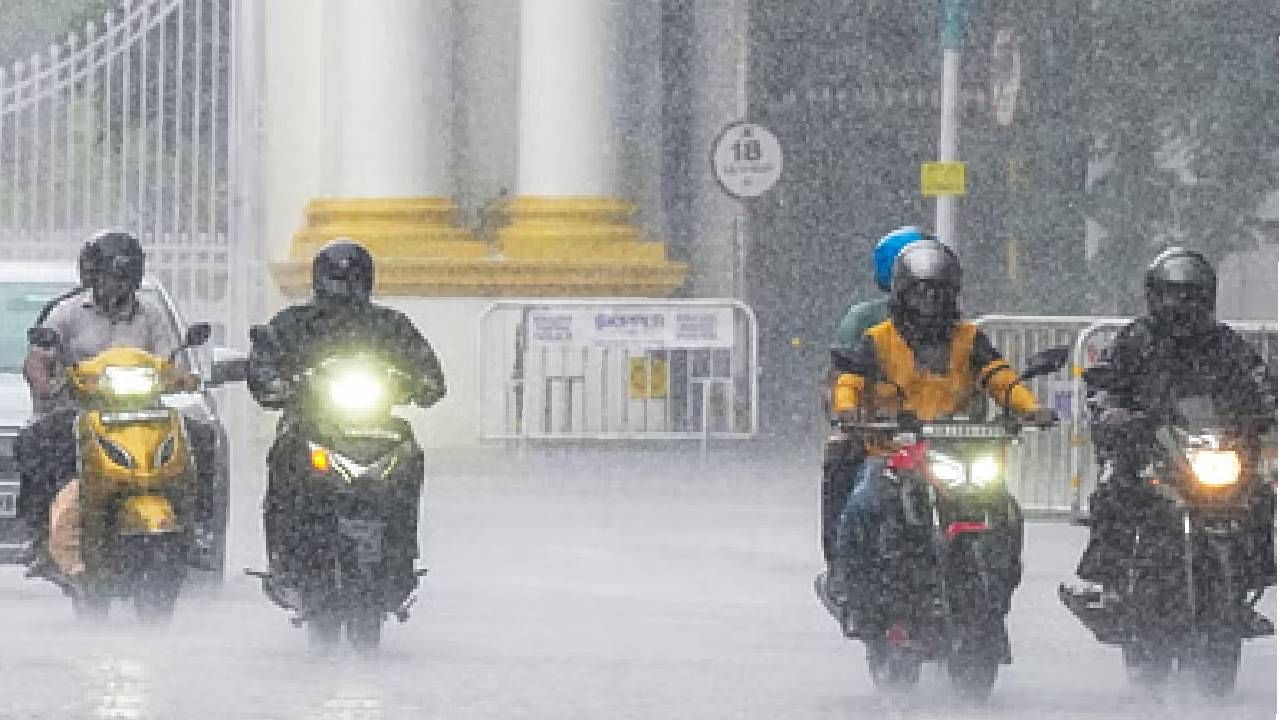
0, 492, 16, 518
337, 518, 384, 565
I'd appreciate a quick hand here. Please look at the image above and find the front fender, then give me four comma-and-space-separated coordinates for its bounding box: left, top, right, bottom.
116, 495, 178, 536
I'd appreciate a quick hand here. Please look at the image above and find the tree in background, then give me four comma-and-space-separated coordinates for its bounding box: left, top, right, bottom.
1084, 0, 1278, 313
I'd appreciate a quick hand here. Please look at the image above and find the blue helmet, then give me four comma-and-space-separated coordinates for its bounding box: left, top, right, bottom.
872, 226, 926, 292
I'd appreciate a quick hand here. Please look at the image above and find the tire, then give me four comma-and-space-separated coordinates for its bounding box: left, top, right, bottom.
127, 535, 186, 624
346, 611, 383, 653
73, 589, 109, 620
1193, 636, 1241, 697
308, 614, 343, 651
1123, 642, 1173, 687
948, 653, 998, 703
867, 638, 921, 692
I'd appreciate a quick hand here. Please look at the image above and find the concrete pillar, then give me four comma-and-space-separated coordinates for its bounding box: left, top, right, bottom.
496, 0, 686, 294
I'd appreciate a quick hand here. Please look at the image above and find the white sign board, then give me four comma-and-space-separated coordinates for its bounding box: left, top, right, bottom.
526, 307, 735, 349
712, 122, 783, 199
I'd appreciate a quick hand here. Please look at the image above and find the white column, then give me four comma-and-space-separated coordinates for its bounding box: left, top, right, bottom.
334, 0, 453, 198
516, 0, 618, 197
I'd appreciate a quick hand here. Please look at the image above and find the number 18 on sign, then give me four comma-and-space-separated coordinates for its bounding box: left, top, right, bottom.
712, 122, 783, 199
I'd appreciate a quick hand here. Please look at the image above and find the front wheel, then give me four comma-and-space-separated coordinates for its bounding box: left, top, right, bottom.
1192, 636, 1241, 697
948, 647, 999, 703
307, 614, 343, 652
867, 636, 921, 692
1123, 642, 1173, 687
131, 537, 186, 624
346, 612, 383, 653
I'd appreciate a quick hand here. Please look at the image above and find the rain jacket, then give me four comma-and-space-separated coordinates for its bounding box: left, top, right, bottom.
831, 319, 1040, 428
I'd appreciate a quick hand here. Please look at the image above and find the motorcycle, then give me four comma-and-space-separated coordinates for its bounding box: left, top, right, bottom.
248, 325, 431, 652
817, 346, 1067, 701
29, 323, 212, 622
1060, 368, 1275, 697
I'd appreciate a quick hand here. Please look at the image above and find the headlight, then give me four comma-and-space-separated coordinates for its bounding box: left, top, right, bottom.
970, 455, 1001, 486
102, 366, 159, 396
1189, 450, 1241, 487
327, 367, 386, 414
929, 454, 966, 487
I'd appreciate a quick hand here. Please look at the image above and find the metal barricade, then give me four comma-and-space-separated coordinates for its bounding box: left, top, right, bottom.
478, 300, 759, 443
976, 315, 1278, 516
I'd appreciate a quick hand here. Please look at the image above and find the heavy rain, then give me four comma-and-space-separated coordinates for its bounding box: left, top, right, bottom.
0, 1, 1274, 718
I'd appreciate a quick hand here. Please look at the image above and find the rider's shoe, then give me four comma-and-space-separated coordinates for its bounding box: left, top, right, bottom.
1240, 608, 1275, 638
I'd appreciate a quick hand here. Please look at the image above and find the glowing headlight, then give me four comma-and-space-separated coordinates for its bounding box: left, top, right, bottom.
929, 455, 966, 486
1189, 450, 1241, 487
327, 367, 386, 413
102, 366, 159, 396
970, 455, 1001, 486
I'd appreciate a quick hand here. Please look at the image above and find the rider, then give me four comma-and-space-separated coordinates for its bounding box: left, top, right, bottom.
19, 231, 217, 573
247, 239, 446, 610
823, 226, 930, 579
1072, 248, 1276, 630
826, 238, 1053, 633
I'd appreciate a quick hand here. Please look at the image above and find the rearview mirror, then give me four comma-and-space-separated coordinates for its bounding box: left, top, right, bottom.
184, 323, 212, 349
27, 326, 59, 349
208, 350, 249, 387
1019, 346, 1069, 381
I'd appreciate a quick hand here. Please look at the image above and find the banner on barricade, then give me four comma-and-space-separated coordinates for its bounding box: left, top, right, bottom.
525, 307, 735, 348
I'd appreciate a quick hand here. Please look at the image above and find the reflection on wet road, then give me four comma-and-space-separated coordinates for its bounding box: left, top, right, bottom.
0, 456, 1273, 719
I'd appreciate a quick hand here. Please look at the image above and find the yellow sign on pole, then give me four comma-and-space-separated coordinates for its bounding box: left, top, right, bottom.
629, 357, 669, 399
921, 161, 967, 197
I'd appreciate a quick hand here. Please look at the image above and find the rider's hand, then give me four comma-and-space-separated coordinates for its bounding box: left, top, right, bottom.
1023, 407, 1058, 427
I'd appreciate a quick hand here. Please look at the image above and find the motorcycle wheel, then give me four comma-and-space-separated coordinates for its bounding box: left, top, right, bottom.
132, 541, 184, 624
1192, 636, 1241, 697
947, 649, 998, 703
1123, 642, 1173, 687
867, 638, 921, 692
346, 612, 383, 653
308, 614, 343, 651
73, 589, 109, 620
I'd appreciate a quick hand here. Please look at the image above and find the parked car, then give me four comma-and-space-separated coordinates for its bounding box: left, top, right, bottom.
0, 262, 239, 581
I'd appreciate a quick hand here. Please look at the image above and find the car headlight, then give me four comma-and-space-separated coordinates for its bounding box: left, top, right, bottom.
929, 454, 966, 487
970, 455, 1001, 486
102, 366, 159, 396
327, 366, 386, 414
1189, 450, 1241, 487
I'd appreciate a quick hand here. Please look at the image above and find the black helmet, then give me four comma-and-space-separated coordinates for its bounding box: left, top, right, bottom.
1145, 248, 1216, 336
77, 237, 103, 288
89, 230, 145, 312
889, 239, 963, 340
313, 239, 374, 304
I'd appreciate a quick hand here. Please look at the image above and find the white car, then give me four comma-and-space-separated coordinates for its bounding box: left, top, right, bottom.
0, 262, 239, 580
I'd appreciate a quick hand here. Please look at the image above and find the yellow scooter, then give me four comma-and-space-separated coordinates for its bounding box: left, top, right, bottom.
31, 324, 211, 621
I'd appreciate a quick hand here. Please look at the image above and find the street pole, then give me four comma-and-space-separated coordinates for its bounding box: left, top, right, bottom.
936, 0, 965, 251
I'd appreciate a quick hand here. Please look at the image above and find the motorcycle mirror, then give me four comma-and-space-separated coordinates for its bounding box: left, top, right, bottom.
1019, 346, 1070, 381
27, 326, 59, 349
184, 322, 212, 349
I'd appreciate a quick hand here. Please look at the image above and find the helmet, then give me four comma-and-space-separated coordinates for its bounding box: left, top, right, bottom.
889, 239, 962, 340
1145, 248, 1216, 336
312, 239, 374, 304
872, 226, 928, 292
89, 230, 145, 313
77, 238, 103, 287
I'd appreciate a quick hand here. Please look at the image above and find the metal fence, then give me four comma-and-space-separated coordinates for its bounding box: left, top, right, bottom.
977, 315, 1278, 516
479, 300, 760, 443
0, 0, 257, 344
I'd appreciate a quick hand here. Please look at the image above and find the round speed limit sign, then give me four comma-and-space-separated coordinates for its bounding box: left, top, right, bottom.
711, 122, 783, 199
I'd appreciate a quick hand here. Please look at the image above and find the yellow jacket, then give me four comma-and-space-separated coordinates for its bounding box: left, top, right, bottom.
831, 320, 1040, 422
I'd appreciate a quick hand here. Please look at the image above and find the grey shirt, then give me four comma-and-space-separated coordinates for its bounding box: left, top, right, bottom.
34, 293, 179, 414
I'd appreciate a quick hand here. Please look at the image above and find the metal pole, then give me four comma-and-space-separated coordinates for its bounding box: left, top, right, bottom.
936, 0, 965, 251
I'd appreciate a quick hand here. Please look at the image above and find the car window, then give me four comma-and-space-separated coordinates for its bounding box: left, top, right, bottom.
0, 282, 183, 374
